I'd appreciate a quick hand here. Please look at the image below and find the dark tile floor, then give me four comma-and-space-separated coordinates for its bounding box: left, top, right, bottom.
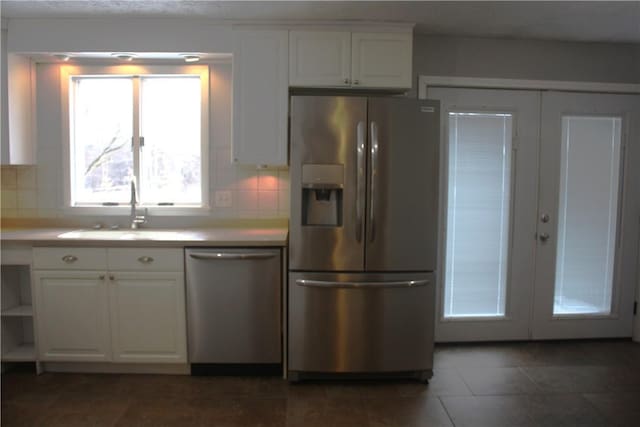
2, 340, 639, 426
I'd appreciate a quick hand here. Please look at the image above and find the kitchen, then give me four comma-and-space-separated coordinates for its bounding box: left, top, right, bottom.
1, 1, 640, 426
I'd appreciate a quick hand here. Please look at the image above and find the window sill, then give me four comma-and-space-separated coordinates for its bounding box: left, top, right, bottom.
63, 205, 212, 217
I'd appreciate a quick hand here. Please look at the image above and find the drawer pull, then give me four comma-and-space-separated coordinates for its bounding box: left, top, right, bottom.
62, 255, 78, 263
137, 256, 154, 264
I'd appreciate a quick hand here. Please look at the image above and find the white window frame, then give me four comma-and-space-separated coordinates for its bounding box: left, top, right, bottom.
60, 64, 210, 215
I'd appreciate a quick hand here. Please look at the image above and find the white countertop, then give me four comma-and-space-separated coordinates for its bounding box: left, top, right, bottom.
1, 227, 288, 247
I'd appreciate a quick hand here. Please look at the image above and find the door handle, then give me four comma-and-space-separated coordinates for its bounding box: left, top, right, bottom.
295, 279, 428, 289
189, 252, 276, 260
369, 121, 379, 243
356, 121, 366, 243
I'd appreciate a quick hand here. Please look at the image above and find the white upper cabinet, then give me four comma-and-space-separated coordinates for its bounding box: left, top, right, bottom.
351, 32, 413, 89
289, 29, 413, 90
289, 30, 351, 87
1, 50, 36, 165
233, 28, 289, 166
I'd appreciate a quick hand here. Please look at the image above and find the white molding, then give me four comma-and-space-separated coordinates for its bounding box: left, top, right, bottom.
42, 362, 190, 374
60, 64, 210, 210
419, 75, 640, 99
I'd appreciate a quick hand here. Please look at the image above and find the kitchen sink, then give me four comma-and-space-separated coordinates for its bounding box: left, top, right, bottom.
57, 229, 186, 241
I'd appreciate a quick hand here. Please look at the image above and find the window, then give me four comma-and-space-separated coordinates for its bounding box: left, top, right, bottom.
63, 65, 209, 209
553, 116, 622, 315
444, 112, 514, 318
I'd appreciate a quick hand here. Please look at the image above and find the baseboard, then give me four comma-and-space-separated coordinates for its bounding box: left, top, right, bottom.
42, 362, 190, 375
191, 363, 282, 376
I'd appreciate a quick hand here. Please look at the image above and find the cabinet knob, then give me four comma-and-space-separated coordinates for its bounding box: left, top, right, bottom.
62, 255, 78, 263
109, 275, 115, 281
343, 78, 350, 84
137, 256, 154, 264
353, 79, 359, 85
99, 274, 105, 280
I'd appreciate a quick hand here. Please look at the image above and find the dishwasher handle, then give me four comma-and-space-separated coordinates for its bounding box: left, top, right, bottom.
189, 252, 277, 261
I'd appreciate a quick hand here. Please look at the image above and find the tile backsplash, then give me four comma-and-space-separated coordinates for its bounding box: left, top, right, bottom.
1, 163, 290, 222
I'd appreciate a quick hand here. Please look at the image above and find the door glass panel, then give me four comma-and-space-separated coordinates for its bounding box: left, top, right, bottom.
553, 116, 622, 315
444, 112, 513, 318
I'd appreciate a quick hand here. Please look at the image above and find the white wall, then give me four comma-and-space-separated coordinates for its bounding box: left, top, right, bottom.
412, 35, 640, 96
1, 27, 9, 163
7, 18, 234, 54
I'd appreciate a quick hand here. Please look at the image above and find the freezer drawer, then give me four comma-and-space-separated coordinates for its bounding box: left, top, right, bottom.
185, 248, 281, 364
288, 271, 435, 374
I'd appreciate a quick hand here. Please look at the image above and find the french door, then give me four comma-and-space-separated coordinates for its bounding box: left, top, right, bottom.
428, 87, 640, 342
532, 92, 640, 339
429, 88, 540, 341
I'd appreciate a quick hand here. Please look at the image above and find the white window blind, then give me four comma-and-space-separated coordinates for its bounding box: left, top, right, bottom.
553, 116, 622, 315
444, 112, 513, 318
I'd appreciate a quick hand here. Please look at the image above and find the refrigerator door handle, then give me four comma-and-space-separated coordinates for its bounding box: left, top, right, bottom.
369, 121, 379, 243
356, 121, 366, 243
295, 279, 429, 289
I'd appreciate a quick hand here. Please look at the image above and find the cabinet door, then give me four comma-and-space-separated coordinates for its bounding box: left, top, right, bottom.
289, 30, 351, 87
109, 271, 187, 363
351, 32, 413, 89
34, 270, 111, 361
233, 29, 288, 166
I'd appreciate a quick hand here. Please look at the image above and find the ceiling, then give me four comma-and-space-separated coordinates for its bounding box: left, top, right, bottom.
1, 1, 639, 44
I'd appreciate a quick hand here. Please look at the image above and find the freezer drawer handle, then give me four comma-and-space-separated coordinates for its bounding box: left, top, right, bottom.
189, 252, 276, 260
295, 279, 429, 289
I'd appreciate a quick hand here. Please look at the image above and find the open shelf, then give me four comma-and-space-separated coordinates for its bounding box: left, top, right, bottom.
1, 305, 33, 317
2, 343, 36, 361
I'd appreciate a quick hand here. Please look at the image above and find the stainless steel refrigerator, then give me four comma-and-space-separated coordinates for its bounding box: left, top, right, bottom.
288, 95, 439, 381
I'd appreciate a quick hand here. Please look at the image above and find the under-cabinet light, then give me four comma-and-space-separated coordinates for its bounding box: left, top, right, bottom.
181, 54, 201, 63
111, 53, 135, 61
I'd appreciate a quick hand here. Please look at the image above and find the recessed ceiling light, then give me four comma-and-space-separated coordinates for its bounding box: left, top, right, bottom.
181, 54, 201, 63
53, 54, 70, 62
111, 53, 135, 62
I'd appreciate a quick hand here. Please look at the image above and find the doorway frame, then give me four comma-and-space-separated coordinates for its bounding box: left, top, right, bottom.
419, 75, 640, 342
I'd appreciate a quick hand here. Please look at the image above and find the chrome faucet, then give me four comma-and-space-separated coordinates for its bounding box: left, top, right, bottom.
130, 180, 147, 229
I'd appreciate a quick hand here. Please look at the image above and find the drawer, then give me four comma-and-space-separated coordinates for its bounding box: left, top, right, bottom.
107, 248, 183, 272
33, 247, 107, 270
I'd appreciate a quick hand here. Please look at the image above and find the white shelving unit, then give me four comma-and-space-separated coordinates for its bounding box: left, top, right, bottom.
1, 251, 38, 366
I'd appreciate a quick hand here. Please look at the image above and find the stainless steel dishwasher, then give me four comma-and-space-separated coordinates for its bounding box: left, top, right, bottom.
185, 248, 281, 373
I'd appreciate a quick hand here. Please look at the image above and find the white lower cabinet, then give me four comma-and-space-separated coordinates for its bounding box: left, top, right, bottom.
109, 271, 187, 363
34, 270, 111, 361
33, 247, 186, 364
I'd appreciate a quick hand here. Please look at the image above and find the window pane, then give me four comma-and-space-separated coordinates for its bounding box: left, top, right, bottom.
71, 78, 133, 204
444, 113, 513, 318
554, 116, 622, 315
140, 77, 202, 205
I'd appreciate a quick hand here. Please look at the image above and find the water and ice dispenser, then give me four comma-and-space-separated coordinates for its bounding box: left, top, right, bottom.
300, 164, 343, 227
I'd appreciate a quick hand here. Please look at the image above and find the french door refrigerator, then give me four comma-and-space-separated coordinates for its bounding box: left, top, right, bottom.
288, 95, 440, 381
